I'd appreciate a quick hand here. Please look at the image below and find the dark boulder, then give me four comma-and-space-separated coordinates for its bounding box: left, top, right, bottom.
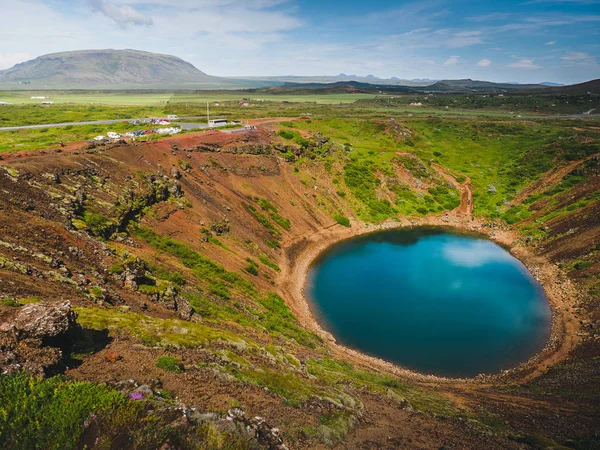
0, 301, 78, 376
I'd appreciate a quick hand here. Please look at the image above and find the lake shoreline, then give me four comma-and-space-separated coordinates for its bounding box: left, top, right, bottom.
277, 213, 580, 384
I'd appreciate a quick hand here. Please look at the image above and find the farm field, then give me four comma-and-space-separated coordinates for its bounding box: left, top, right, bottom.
0, 90, 378, 106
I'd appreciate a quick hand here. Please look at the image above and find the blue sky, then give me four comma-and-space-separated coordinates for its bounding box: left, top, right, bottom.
0, 0, 599, 83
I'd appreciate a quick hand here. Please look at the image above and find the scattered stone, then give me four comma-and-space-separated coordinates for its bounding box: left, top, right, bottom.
175, 296, 194, 321
210, 219, 230, 236
170, 167, 182, 179
226, 408, 288, 450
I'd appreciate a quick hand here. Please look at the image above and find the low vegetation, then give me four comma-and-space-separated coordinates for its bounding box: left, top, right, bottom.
0, 373, 252, 450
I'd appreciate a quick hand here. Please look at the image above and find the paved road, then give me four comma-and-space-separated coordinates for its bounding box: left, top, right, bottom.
0, 117, 209, 132
0, 118, 131, 132
175, 122, 209, 130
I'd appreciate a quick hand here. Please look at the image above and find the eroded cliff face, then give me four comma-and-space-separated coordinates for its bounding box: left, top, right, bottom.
0, 125, 598, 449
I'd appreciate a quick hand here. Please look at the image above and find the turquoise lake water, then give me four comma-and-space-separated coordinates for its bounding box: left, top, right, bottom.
306, 227, 552, 377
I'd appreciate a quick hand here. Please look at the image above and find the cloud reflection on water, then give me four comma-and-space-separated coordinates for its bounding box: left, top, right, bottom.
442, 240, 514, 268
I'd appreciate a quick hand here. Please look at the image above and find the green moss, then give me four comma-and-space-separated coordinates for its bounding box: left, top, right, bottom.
89, 286, 103, 299
71, 219, 87, 230
0, 297, 20, 307
156, 356, 184, 373
108, 262, 125, 275
76, 306, 242, 348
18, 297, 42, 305
226, 367, 316, 405
82, 210, 112, 237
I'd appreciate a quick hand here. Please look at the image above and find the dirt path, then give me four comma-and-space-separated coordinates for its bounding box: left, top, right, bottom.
431, 162, 473, 216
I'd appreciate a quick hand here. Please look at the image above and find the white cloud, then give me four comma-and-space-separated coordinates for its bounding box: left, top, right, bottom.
545, 40, 556, 45
444, 55, 460, 65
89, 0, 154, 28
468, 12, 513, 22
403, 28, 431, 35
477, 58, 492, 67
445, 35, 483, 48
0, 52, 33, 70
561, 51, 595, 63
508, 59, 541, 69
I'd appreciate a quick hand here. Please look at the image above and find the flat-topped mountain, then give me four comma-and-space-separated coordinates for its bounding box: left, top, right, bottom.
0, 49, 236, 89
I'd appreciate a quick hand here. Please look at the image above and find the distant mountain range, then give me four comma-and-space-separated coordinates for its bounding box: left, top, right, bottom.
418, 79, 548, 92
0, 49, 591, 92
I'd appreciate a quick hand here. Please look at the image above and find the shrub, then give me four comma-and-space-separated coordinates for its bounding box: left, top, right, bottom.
574, 261, 593, 270
156, 356, 184, 373
266, 239, 281, 249
334, 214, 351, 227
83, 210, 112, 237
277, 130, 295, 140
245, 258, 259, 276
